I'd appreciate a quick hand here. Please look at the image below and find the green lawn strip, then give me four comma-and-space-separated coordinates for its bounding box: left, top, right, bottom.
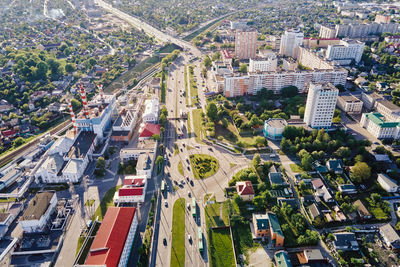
290, 164, 304, 173
370, 207, 390, 220
178, 161, 184, 176
205, 202, 224, 228
187, 113, 192, 138
171, 198, 186, 267
189, 154, 219, 179
76, 235, 85, 255
92, 185, 121, 221
188, 66, 198, 106
85, 199, 95, 207
229, 163, 237, 168
192, 109, 205, 144
184, 65, 189, 106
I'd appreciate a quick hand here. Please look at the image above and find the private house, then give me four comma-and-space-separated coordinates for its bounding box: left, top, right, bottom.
268, 166, 286, 186
326, 159, 344, 174
313, 161, 328, 173
311, 178, 324, 190
338, 184, 357, 194
252, 213, 270, 238
379, 224, 400, 250
80, 207, 138, 266
296, 249, 327, 265
312, 178, 334, 202
277, 198, 298, 209
377, 173, 399, 192
353, 200, 372, 220
252, 212, 285, 247
19, 192, 57, 233
274, 250, 292, 267
236, 181, 255, 201
308, 203, 321, 221
333, 232, 359, 251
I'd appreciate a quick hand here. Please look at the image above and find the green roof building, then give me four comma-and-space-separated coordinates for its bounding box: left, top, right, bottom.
274, 250, 293, 267
360, 112, 400, 139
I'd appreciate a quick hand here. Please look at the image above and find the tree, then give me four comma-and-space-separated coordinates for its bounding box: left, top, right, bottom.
203, 56, 212, 68
96, 157, 106, 169
13, 137, 25, 148
156, 155, 164, 168
298, 106, 305, 118
254, 136, 266, 147
35, 61, 48, 80
206, 102, 218, 122
301, 154, 313, 171
65, 63, 75, 73
159, 114, 167, 127
251, 154, 261, 168
151, 134, 161, 141
239, 63, 247, 73
221, 118, 228, 128
70, 98, 82, 112
281, 86, 298, 98
351, 162, 371, 183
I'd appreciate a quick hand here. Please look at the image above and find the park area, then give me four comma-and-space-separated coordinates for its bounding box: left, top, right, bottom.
171, 198, 186, 267
190, 154, 219, 179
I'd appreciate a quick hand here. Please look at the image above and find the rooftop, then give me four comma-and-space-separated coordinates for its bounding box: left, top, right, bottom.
236, 181, 255, 196
118, 187, 143, 196
265, 118, 287, 129
21, 192, 55, 221
378, 173, 398, 187
365, 112, 400, 128
338, 94, 361, 103
67, 131, 97, 159
379, 224, 400, 247
275, 250, 293, 267
139, 123, 161, 138
353, 199, 371, 217
253, 214, 269, 230
84, 207, 136, 267
268, 212, 283, 237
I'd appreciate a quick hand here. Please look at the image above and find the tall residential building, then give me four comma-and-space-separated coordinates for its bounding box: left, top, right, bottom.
319, 25, 337, 39
375, 14, 391, 24
304, 83, 339, 128
280, 29, 304, 59
326, 39, 365, 64
224, 68, 347, 97
249, 53, 277, 72
235, 30, 257, 59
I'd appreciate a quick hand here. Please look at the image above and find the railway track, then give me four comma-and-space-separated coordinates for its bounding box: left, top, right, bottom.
0, 120, 72, 167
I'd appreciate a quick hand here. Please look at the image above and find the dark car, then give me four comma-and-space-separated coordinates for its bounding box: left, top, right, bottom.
187, 166, 190, 171
190, 180, 194, 186
208, 147, 213, 152
174, 180, 179, 186
186, 177, 190, 182
163, 238, 167, 246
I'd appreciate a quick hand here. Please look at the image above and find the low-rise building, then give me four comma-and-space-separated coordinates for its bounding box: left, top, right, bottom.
114, 176, 147, 203
252, 213, 270, 238
353, 199, 372, 220
308, 203, 321, 221
274, 250, 292, 267
263, 119, 287, 140
139, 123, 161, 140
361, 92, 384, 110
375, 99, 400, 122
333, 232, 359, 251
252, 212, 284, 246
0, 203, 22, 239
80, 207, 138, 266
268, 166, 286, 186
377, 173, 399, 192
296, 249, 327, 265
338, 184, 357, 194
326, 159, 344, 174
142, 98, 159, 123
236, 181, 255, 201
19, 192, 57, 233
111, 109, 137, 142
337, 94, 363, 114
360, 112, 400, 140
379, 224, 400, 250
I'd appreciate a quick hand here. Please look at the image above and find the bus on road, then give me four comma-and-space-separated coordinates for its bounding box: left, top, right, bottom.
198, 227, 203, 252
161, 180, 165, 193
191, 198, 196, 218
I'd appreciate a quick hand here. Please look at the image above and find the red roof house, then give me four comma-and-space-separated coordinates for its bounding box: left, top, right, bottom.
311, 178, 324, 190
84, 207, 136, 267
139, 123, 161, 139
123, 177, 146, 187
236, 181, 255, 201
119, 187, 144, 196
1, 129, 16, 139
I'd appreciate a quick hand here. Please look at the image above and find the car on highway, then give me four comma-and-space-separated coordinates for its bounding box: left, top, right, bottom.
208, 147, 213, 152
187, 203, 191, 210
188, 235, 192, 244
186, 177, 190, 182
180, 148, 183, 152
190, 180, 194, 186
187, 166, 190, 171
163, 238, 167, 246
174, 180, 179, 185
181, 179, 186, 185
188, 191, 191, 197
164, 201, 168, 207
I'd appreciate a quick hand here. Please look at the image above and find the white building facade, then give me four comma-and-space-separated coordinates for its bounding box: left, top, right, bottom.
360, 112, 400, 139
304, 83, 339, 128
249, 56, 278, 72
280, 29, 304, 59
326, 39, 365, 64
142, 98, 159, 123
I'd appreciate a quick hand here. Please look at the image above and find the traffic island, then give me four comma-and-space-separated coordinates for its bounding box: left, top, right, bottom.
189, 154, 219, 179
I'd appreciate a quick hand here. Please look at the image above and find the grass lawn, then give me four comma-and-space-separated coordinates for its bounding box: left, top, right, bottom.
230, 163, 237, 168
188, 66, 199, 106
190, 154, 219, 179
290, 164, 304, 173
192, 109, 205, 143
184, 66, 189, 106
171, 198, 186, 267
76, 235, 85, 255
214, 121, 259, 148
92, 185, 121, 221
178, 161, 184, 176
209, 228, 236, 267
187, 113, 192, 138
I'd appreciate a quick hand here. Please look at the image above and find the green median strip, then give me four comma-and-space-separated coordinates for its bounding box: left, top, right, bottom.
171, 198, 186, 267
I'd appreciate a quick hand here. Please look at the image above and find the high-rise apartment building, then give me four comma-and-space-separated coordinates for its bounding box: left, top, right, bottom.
249, 53, 277, 72
279, 29, 304, 59
235, 30, 257, 59
326, 39, 365, 64
304, 83, 339, 128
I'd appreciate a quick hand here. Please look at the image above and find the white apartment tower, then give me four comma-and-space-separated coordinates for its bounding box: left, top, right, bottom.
304, 83, 339, 128
249, 54, 278, 72
326, 39, 365, 64
280, 29, 304, 59
235, 30, 258, 59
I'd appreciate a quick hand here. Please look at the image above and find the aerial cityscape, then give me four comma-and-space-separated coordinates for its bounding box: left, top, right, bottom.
1, 0, 400, 266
